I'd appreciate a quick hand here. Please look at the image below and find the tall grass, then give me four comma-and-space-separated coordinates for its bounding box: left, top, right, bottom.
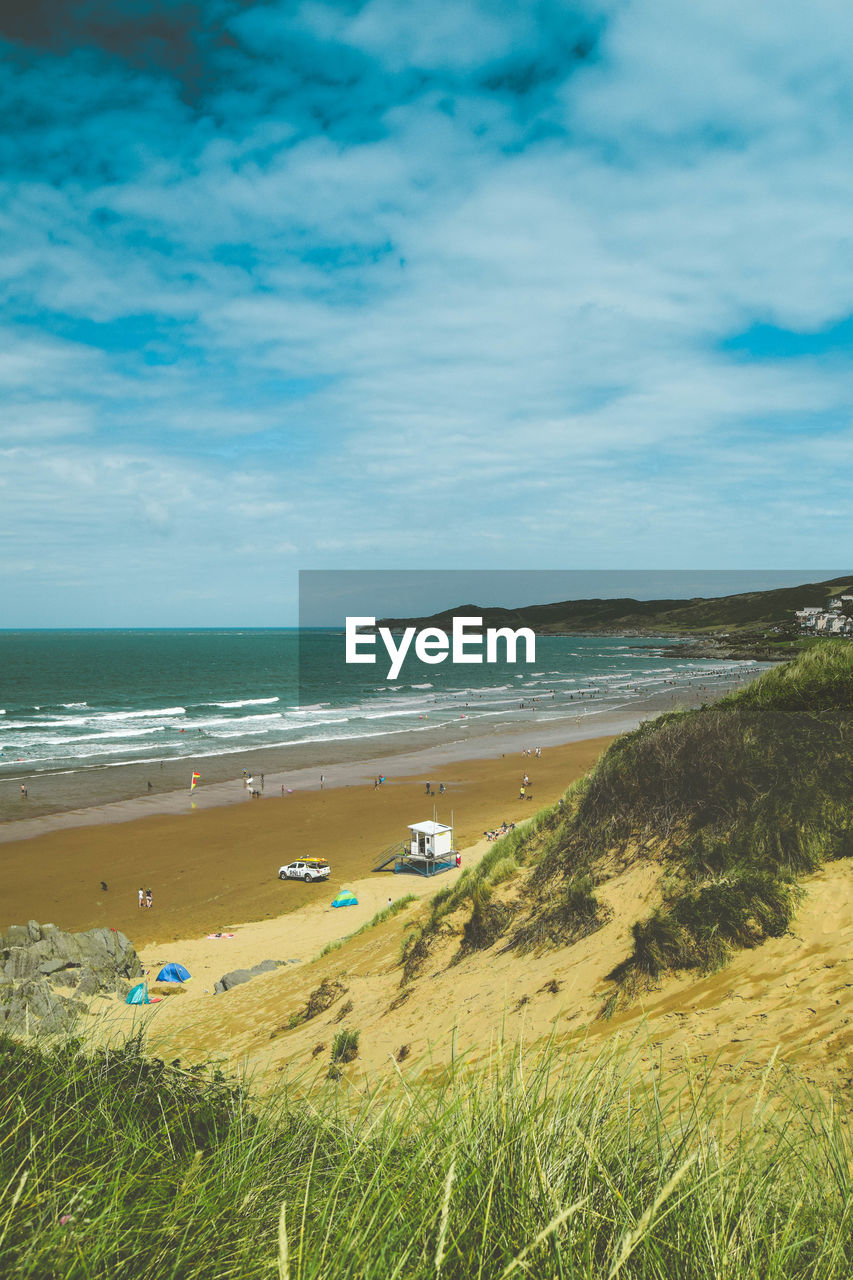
398, 805, 575, 977
317, 894, 417, 958
1, 1030, 852, 1278
510, 643, 853, 990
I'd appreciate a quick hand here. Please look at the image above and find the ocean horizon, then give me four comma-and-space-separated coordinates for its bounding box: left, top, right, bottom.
1, 628, 760, 787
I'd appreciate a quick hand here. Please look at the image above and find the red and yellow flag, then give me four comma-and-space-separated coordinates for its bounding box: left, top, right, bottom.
190, 772, 200, 791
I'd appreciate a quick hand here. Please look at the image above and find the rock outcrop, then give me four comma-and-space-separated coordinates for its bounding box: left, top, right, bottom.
0, 920, 143, 1037
214, 958, 279, 995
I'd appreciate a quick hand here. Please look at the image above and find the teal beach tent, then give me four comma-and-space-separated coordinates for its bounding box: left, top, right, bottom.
126, 982, 150, 1005
156, 963, 192, 983
331, 890, 358, 908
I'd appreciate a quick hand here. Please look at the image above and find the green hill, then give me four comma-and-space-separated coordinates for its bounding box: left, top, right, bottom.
379, 574, 853, 635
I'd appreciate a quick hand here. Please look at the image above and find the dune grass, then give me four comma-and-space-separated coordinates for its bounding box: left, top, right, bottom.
317, 893, 417, 958
398, 808, 566, 978
507, 643, 853, 992
1, 1029, 852, 1278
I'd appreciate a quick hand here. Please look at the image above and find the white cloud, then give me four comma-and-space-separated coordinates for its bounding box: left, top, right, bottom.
2, 1, 853, 621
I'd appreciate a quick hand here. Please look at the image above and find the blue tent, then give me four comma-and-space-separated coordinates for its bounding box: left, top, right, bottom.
332, 889, 358, 908
126, 982, 150, 1005
156, 962, 192, 983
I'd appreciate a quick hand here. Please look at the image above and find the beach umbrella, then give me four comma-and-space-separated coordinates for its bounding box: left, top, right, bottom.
156, 962, 192, 983
331, 890, 358, 908
126, 982, 151, 1005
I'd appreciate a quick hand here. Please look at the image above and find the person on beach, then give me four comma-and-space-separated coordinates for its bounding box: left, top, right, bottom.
425, 781, 431, 795
147, 780, 152, 791
320, 774, 325, 789
145, 888, 152, 909
260, 774, 264, 789
519, 785, 525, 800
138, 888, 144, 909
101, 881, 108, 892
439, 782, 446, 794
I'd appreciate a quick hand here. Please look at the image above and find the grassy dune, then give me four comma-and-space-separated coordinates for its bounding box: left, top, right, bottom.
427, 643, 853, 999
2, 1031, 852, 1279
4, 644, 853, 1277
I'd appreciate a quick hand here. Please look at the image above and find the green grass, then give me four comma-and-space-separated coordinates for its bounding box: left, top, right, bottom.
317, 894, 417, 958
2, 1030, 852, 1278
400, 645, 853, 991
330, 1027, 360, 1064
507, 643, 853, 994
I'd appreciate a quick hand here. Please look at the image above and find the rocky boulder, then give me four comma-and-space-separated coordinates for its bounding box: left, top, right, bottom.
214, 958, 279, 995
0, 920, 143, 1038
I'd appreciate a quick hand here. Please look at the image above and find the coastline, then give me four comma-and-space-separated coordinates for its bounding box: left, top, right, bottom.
0, 668, 763, 950
0, 671, 755, 839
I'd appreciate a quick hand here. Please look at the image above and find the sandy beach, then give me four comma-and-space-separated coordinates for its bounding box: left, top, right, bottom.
0, 736, 611, 945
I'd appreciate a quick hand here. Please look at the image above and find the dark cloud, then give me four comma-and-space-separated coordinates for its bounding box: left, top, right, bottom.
0, 0, 238, 96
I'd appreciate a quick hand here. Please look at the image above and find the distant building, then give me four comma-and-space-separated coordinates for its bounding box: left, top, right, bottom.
814, 612, 853, 635
795, 604, 852, 635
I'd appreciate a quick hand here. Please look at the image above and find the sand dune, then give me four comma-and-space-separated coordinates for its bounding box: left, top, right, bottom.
105, 842, 853, 1100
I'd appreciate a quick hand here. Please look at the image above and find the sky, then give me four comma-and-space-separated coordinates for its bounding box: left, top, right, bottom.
1, 0, 852, 625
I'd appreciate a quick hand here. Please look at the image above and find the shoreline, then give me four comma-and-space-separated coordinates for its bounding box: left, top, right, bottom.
0, 674, 755, 843
0, 735, 613, 946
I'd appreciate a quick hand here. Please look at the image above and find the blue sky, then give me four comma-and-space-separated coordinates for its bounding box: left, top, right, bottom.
1, 0, 851, 625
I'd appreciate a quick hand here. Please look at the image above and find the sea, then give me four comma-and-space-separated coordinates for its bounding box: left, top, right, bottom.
0, 629, 760, 790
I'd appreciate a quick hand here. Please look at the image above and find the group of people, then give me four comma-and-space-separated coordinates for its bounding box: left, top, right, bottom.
484, 821, 516, 842
243, 770, 264, 798
424, 781, 446, 796
521, 746, 542, 758
137, 887, 153, 909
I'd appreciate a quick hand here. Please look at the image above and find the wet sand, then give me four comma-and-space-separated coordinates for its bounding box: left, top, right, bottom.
0, 737, 611, 945
0, 669, 756, 828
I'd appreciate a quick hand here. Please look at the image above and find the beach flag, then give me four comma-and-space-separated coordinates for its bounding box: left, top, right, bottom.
190, 772, 200, 791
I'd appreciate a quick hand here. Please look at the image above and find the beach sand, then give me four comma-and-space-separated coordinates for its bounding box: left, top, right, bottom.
0, 736, 611, 945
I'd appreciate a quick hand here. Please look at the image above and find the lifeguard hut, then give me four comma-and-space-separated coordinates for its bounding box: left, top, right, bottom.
371, 819, 459, 876
392, 820, 457, 876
